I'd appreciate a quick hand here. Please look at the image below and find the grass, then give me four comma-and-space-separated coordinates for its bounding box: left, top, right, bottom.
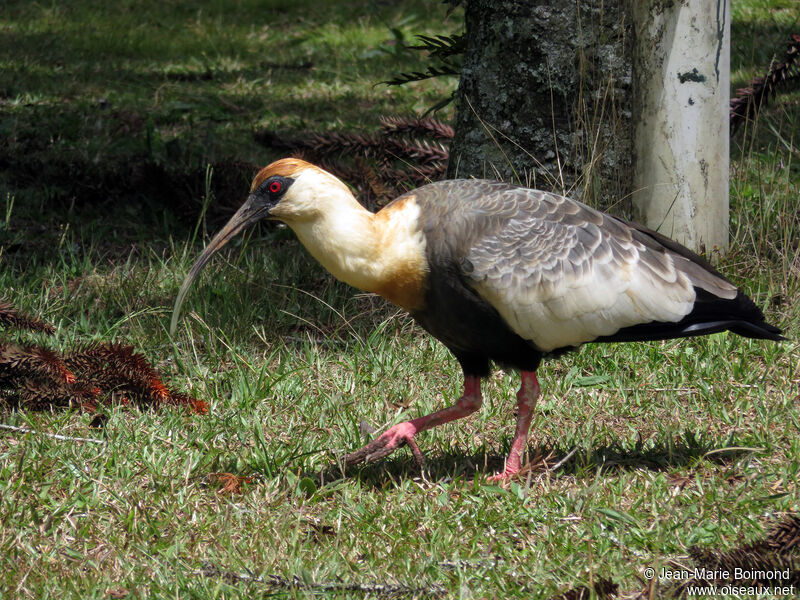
1, 1, 799, 598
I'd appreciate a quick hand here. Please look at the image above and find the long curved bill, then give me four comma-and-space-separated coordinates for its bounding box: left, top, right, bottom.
170, 196, 265, 335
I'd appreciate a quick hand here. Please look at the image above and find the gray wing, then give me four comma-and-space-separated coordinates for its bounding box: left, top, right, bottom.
415, 181, 737, 352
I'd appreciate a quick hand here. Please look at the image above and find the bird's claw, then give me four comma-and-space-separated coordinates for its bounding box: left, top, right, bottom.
485, 469, 519, 483
344, 421, 426, 467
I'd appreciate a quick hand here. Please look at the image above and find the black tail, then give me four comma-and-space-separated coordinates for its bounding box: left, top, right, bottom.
597, 289, 786, 344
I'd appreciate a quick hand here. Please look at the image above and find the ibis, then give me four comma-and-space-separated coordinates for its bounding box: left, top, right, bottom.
171, 158, 783, 480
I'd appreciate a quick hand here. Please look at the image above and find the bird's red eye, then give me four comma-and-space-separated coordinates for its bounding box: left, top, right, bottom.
269, 181, 282, 194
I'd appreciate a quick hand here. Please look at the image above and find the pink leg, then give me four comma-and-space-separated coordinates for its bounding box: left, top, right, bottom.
344, 376, 482, 467
488, 371, 540, 481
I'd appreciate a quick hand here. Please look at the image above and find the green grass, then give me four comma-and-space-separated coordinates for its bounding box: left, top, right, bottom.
2, 1, 799, 598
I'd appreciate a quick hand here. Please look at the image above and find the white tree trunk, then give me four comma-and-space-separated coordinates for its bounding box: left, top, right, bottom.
631, 0, 730, 254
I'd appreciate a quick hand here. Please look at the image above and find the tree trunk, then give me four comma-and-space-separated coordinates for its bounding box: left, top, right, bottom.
446, 0, 633, 209
631, 1, 730, 254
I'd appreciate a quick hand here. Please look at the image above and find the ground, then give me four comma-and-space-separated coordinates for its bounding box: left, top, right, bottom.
1, 1, 798, 598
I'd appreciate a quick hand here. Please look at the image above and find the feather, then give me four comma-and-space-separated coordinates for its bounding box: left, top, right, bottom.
408, 179, 780, 352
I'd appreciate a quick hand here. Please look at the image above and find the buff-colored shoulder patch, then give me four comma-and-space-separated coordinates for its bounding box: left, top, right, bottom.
372, 194, 428, 311
250, 158, 319, 192
373, 194, 417, 224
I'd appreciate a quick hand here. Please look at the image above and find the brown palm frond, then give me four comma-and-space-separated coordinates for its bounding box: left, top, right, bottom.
0, 343, 76, 385
354, 158, 393, 203
666, 514, 800, 596
13, 378, 100, 412
0, 300, 55, 334
65, 343, 206, 413
0, 307, 207, 414
169, 391, 209, 415
66, 343, 166, 401
731, 33, 800, 134
383, 138, 450, 165
253, 115, 452, 211
766, 514, 800, 552
379, 115, 454, 140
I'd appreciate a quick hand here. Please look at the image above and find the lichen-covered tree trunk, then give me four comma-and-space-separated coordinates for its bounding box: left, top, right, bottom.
447, 0, 632, 209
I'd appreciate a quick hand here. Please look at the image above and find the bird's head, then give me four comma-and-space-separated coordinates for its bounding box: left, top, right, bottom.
169, 158, 352, 334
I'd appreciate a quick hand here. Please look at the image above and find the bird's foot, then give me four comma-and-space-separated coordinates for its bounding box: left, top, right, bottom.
344, 421, 426, 467
485, 466, 521, 483
344, 376, 482, 470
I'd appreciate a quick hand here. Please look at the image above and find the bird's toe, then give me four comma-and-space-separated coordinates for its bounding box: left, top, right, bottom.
343, 421, 424, 466
485, 466, 521, 484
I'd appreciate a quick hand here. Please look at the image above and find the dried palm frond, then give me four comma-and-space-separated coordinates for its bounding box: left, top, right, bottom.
0, 300, 55, 334
12, 378, 100, 412
379, 115, 454, 140
766, 514, 800, 552
731, 33, 800, 134
65, 343, 207, 413
254, 116, 452, 211
0, 301, 206, 414
665, 514, 800, 597
0, 343, 75, 386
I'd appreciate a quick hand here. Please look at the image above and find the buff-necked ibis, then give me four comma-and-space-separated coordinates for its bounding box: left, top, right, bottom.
171, 158, 784, 480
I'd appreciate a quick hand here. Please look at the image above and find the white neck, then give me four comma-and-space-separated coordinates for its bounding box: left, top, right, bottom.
290, 199, 384, 291
272, 169, 428, 309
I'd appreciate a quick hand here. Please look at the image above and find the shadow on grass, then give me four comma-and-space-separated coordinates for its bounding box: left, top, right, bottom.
302, 430, 758, 489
